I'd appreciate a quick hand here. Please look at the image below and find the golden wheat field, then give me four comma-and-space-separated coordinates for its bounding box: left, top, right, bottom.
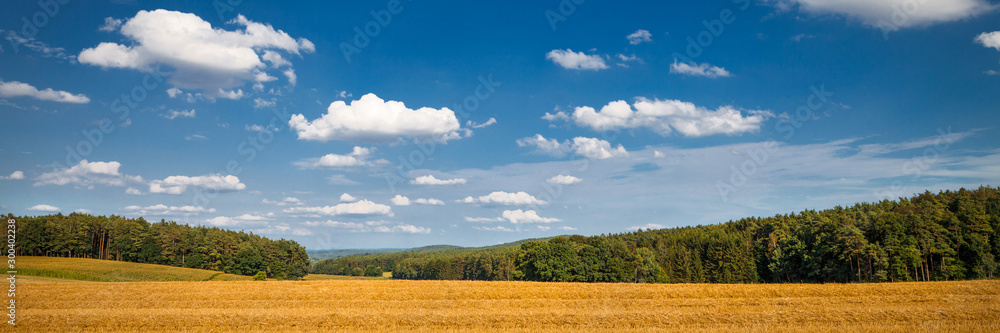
13, 278, 1000, 332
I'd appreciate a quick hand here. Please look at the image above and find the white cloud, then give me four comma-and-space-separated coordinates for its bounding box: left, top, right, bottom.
670, 61, 732, 78
410, 175, 467, 185
284, 199, 393, 217
295, 146, 375, 169
148, 174, 246, 195
572, 137, 630, 159
546, 175, 582, 185
99, 17, 122, 32
627, 223, 666, 231
976, 31, 1000, 50
35, 160, 141, 188
502, 209, 561, 224
163, 109, 195, 119
390, 195, 411, 206
627, 29, 653, 44
0, 80, 89, 103
567, 98, 771, 137
205, 213, 270, 227
123, 204, 216, 216
517, 134, 628, 160
185, 134, 208, 141
461, 191, 547, 206
327, 175, 361, 185
166, 87, 183, 98
253, 98, 276, 109
125, 187, 143, 195
414, 198, 445, 205
541, 111, 570, 122
468, 117, 497, 129
0, 171, 24, 180
558, 226, 577, 231
653, 150, 666, 158
389, 195, 445, 206
769, 0, 996, 30
340, 193, 358, 202
289, 93, 464, 142
78, 10, 314, 96
464, 216, 504, 223
262, 197, 304, 206
304, 220, 431, 234
546, 49, 608, 70
28, 204, 60, 212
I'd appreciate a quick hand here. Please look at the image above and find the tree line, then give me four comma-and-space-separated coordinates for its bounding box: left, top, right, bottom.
10, 213, 310, 280
316, 187, 999, 283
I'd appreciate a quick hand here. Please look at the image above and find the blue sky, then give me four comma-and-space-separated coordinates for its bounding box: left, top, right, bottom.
1, 0, 999, 249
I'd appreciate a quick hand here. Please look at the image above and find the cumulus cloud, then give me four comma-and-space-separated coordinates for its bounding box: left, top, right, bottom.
262, 197, 304, 206
670, 61, 732, 78
410, 175, 467, 185
125, 187, 143, 195
627, 223, 666, 231
627, 29, 653, 44
464, 216, 504, 223
468, 210, 561, 224
0, 171, 24, 180
35, 160, 142, 188
148, 174, 246, 195
0, 80, 90, 103
28, 204, 60, 212
123, 204, 216, 216
205, 213, 270, 227
390, 195, 410, 206
162, 109, 195, 119
768, 0, 996, 30
468, 117, 497, 129
976, 31, 1000, 50
561, 98, 771, 137
546, 174, 582, 185
288, 93, 465, 142
517, 134, 629, 160
78, 9, 314, 97
546, 49, 608, 70
303, 220, 430, 234
283, 200, 393, 217
460, 191, 547, 206
340, 193, 358, 202
294, 146, 379, 169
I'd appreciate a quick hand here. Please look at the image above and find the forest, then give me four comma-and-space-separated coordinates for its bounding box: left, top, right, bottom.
315, 187, 1000, 283
10, 213, 310, 280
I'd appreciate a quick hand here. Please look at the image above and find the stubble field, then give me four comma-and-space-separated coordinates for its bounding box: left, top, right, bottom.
15, 279, 1000, 332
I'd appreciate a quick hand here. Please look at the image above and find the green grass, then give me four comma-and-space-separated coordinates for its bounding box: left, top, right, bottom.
16, 256, 252, 282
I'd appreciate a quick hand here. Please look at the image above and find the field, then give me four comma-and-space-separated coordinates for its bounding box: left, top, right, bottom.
16, 256, 252, 282
16, 277, 1000, 332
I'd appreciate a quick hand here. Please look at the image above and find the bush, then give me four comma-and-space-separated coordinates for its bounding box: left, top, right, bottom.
364, 265, 383, 277
253, 271, 267, 281
351, 267, 364, 276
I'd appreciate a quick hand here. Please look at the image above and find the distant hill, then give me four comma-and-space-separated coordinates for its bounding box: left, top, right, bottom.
308, 237, 559, 262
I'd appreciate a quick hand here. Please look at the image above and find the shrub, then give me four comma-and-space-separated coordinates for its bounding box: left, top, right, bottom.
253, 271, 267, 281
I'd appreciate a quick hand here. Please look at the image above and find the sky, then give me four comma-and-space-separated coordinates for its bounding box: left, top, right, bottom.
1, 0, 999, 250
